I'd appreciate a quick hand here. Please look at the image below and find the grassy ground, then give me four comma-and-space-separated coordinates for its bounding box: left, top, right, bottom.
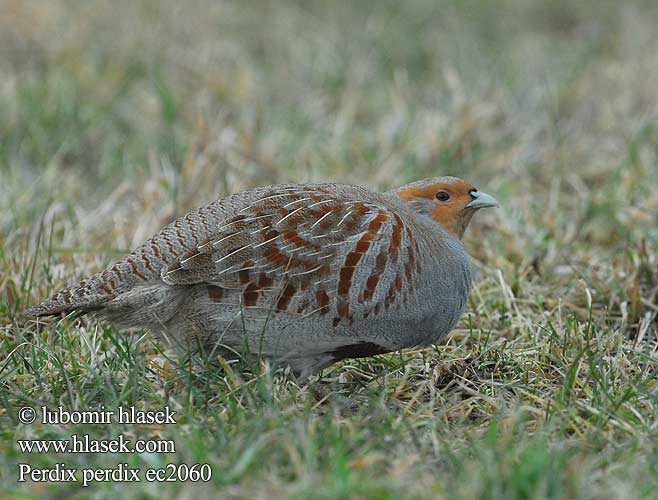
1, 0, 657, 498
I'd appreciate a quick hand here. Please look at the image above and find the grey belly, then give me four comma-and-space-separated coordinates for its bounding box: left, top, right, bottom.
100, 280, 466, 377
159, 284, 462, 359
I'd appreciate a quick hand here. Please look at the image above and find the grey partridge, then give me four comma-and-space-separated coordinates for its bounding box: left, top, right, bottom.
26, 177, 498, 378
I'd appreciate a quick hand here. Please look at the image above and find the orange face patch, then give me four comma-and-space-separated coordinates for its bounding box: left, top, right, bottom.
398, 179, 479, 239
397, 179, 476, 202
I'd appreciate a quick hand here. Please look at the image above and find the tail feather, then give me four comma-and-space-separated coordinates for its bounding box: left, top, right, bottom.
24, 251, 155, 318
25, 277, 115, 318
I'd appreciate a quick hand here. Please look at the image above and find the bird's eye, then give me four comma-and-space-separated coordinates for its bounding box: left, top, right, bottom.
435, 190, 451, 202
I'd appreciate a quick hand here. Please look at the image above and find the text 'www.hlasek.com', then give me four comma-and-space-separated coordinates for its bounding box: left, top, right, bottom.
16, 406, 212, 487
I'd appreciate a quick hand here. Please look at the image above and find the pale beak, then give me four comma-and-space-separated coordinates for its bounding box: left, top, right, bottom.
465, 191, 499, 209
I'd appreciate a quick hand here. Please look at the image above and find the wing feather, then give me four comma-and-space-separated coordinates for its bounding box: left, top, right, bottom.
161, 186, 415, 321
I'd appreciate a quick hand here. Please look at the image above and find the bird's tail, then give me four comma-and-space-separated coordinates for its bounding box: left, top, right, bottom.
24, 274, 115, 317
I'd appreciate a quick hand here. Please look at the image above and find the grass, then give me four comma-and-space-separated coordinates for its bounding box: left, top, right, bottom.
1, 0, 657, 498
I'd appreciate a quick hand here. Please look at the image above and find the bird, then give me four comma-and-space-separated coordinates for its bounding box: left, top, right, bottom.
26, 176, 498, 379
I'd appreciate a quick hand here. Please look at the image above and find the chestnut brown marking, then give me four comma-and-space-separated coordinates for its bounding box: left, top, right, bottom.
282, 230, 303, 245
276, 283, 296, 311
385, 280, 397, 310
387, 273, 403, 305
362, 251, 388, 302
312, 204, 335, 219
263, 246, 288, 266
344, 251, 362, 268
282, 205, 307, 224
368, 212, 388, 232
262, 228, 279, 240
275, 254, 293, 267
256, 274, 272, 290
316, 289, 330, 313
363, 276, 379, 301
389, 213, 403, 261
141, 253, 155, 273
353, 202, 370, 216
338, 266, 355, 295
282, 230, 321, 251
347, 202, 368, 222
340, 247, 367, 297
242, 272, 274, 307
337, 299, 350, 318
127, 258, 146, 280
292, 255, 314, 269
149, 243, 162, 260
352, 213, 390, 303
355, 239, 371, 253
238, 261, 252, 284
319, 215, 335, 230
100, 283, 112, 295
243, 283, 259, 306
207, 285, 224, 301
277, 208, 289, 217
263, 245, 316, 270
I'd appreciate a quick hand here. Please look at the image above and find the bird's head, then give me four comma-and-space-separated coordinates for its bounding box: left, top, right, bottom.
394, 176, 499, 239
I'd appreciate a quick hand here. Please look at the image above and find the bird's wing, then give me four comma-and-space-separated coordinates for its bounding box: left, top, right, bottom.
161, 185, 420, 319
